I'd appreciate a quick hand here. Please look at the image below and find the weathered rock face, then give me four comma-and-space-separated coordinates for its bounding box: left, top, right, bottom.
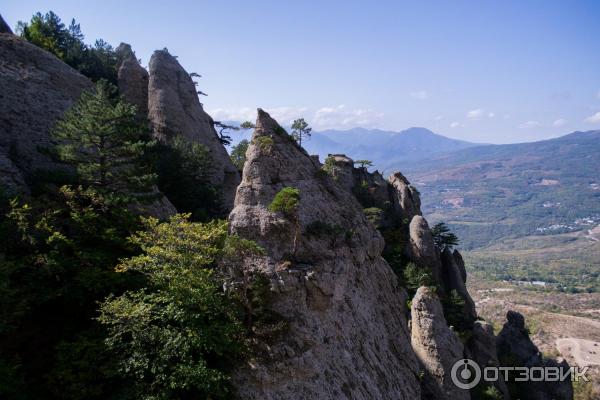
0, 34, 92, 190
147, 49, 240, 210
408, 215, 443, 285
440, 247, 477, 319
0, 13, 12, 34
229, 109, 421, 400
410, 286, 470, 400
496, 311, 573, 400
115, 43, 148, 117
465, 321, 510, 399
388, 171, 421, 221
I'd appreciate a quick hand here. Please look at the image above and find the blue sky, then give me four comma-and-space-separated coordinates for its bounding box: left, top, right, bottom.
4, 1, 600, 143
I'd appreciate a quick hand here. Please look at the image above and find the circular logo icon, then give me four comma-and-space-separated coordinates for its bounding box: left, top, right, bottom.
451, 358, 481, 390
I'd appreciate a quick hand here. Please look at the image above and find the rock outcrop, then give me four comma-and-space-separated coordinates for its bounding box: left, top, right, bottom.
115, 43, 149, 117
389, 171, 421, 221
496, 311, 573, 400
408, 215, 443, 285
147, 49, 240, 210
0, 34, 92, 191
229, 109, 421, 399
410, 286, 470, 400
0, 13, 11, 34
440, 247, 477, 319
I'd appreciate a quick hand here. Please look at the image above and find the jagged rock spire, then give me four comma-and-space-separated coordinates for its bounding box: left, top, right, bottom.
0, 14, 12, 34
115, 43, 149, 117
410, 286, 470, 400
229, 109, 421, 399
147, 49, 240, 210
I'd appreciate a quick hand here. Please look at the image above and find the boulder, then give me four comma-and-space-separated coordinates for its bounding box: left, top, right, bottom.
115, 43, 148, 117
147, 49, 240, 210
496, 311, 573, 400
0, 34, 92, 188
229, 109, 421, 400
410, 286, 470, 400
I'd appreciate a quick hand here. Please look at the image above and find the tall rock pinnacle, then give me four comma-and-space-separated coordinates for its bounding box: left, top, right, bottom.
0, 13, 12, 34
228, 109, 420, 399
147, 49, 240, 210
115, 43, 149, 117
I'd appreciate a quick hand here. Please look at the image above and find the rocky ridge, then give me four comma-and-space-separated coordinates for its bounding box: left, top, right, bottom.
228, 124, 574, 399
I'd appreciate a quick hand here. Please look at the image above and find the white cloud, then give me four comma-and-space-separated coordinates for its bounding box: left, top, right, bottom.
207, 104, 384, 130
466, 109, 495, 120
552, 118, 567, 127
312, 104, 384, 130
450, 121, 463, 128
207, 106, 308, 125
409, 90, 428, 100
585, 111, 600, 123
519, 120, 541, 129
434, 115, 444, 121
466, 109, 484, 119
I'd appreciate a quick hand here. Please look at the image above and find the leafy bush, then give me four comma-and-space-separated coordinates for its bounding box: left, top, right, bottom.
99, 215, 251, 400
268, 187, 300, 217
253, 136, 274, 152
402, 262, 434, 297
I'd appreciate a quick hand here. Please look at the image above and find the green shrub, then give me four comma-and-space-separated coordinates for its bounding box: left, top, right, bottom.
253, 136, 274, 152
268, 187, 300, 217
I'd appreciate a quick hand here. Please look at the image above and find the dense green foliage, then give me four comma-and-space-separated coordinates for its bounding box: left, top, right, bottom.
152, 136, 223, 221
431, 222, 459, 250
0, 72, 270, 399
53, 80, 156, 202
17, 11, 119, 83
268, 187, 300, 217
230, 139, 249, 171
99, 216, 250, 399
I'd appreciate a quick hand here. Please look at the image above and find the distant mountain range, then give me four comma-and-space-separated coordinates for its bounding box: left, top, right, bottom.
302, 127, 479, 169
228, 123, 600, 249
396, 130, 600, 249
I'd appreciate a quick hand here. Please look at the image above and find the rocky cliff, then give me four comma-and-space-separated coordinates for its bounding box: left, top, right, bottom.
115, 43, 149, 117
229, 110, 421, 399
147, 49, 240, 209
229, 138, 573, 399
0, 31, 92, 192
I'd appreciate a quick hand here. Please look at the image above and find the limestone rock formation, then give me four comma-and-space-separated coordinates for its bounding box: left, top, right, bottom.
115, 43, 149, 117
496, 311, 573, 400
0, 13, 11, 34
229, 109, 421, 399
388, 171, 421, 221
410, 286, 470, 400
147, 49, 240, 210
0, 34, 92, 188
408, 215, 443, 285
440, 247, 477, 319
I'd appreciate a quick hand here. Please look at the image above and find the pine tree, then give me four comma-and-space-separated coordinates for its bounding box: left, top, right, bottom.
53, 80, 156, 202
291, 118, 312, 146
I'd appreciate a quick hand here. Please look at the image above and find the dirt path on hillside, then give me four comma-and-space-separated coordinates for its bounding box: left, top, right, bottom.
556, 338, 600, 367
